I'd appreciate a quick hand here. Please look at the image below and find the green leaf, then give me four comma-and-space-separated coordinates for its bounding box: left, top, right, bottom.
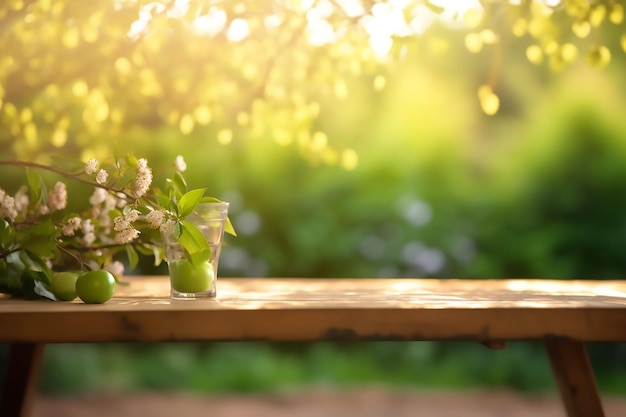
134, 243, 160, 267
153, 191, 169, 208
1, 255, 24, 296
173, 221, 182, 239
199, 196, 221, 203
19, 250, 53, 286
20, 270, 55, 300
177, 188, 207, 218
224, 216, 237, 236
26, 168, 47, 209
126, 153, 138, 167
168, 199, 178, 214
33, 276, 56, 300
16, 219, 58, 259
134, 245, 153, 256
189, 248, 211, 266
24, 239, 57, 259
0, 251, 53, 300
178, 220, 211, 266
0, 217, 14, 247
172, 171, 188, 196
151, 245, 164, 267
19, 272, 38, 299
178, 220, 209, 252
125, 244, 139, 270
6, 251, 25, 275
23, 218, 56, 236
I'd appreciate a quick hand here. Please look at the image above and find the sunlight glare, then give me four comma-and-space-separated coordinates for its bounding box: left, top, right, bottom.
128, 2, 165, 38
194, 8, 227, 36
226, 18, 250, 42
361, 1, 412, 58
541, 0, 562, 6
508, 0, 561, 5
408, 5, 437, 35
128, 0, 190, 38
305, 0, 337, 46
264, 15, 282, 29
429, 0, 483, 28
122, 0, 518, 60
336, 0, 365, 17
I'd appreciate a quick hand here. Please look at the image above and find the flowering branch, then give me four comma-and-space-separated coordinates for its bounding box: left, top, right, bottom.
0, 153, 235, 303
0, 160, 126, 196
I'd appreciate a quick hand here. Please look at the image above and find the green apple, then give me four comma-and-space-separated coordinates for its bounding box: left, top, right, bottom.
76, 270, 116, 304
50, 271, 80, 301
169, 259, 214, 293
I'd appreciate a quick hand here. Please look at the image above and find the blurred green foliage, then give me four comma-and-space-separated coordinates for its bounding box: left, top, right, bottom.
2, 0, 626, 397
35, 342, 554, 394
26, 341, 625, 395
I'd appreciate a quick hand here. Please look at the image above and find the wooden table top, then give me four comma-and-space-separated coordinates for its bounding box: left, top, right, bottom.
1, 277, 625, 343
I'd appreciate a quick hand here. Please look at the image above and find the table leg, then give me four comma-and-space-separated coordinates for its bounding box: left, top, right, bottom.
544, 340, 605, 417
1, 343, 45, 417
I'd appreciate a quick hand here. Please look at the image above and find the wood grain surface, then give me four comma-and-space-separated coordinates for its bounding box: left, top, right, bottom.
1, 277, 625, 343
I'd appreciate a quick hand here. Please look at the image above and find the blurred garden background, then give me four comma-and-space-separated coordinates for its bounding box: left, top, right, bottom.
1, 0, 626, 401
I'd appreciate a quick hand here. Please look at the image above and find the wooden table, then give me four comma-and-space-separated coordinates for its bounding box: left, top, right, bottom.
2, 277, 626, 417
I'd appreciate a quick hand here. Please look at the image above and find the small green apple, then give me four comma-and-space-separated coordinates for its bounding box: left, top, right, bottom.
50, 271, 80, 301
76, 270, 116, 304
169, 259, 214, 293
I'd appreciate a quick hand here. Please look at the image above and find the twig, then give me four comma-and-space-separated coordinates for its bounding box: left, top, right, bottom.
0, 160, 133, 199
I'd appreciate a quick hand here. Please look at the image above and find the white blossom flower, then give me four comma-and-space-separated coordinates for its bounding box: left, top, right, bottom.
134, 158, 153, 197
145, 210, 165, 229
0, 189, 18, 221
115, 228, 140, 244
62, 224, 75, 237
160, 219, 176, 236
62, 217, 82, 236
100, 215, 111, 230
47, 181, 67, 212
174, 155, 187, 172
125, 209, 140, 223
83, 233, 96, 246
85, 159, 99, 175
82, 218, 96, 246
116, 193, 128, 208
36, 204, 49, 216
104, 261, 125, 278
90, 188, 117, 224
95, 169, 108, 185
81, 218, 94, 234
14, 188, 29, 216
113, 216, 130, 232
103, 193, 117, 212
89, 188, 107, 206
4, 197, 17, 220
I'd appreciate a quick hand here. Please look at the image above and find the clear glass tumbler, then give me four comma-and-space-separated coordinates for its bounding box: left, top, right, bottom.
165, 201, 229, 300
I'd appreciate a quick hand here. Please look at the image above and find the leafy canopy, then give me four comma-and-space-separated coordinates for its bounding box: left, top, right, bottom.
1, 0, 624, 162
